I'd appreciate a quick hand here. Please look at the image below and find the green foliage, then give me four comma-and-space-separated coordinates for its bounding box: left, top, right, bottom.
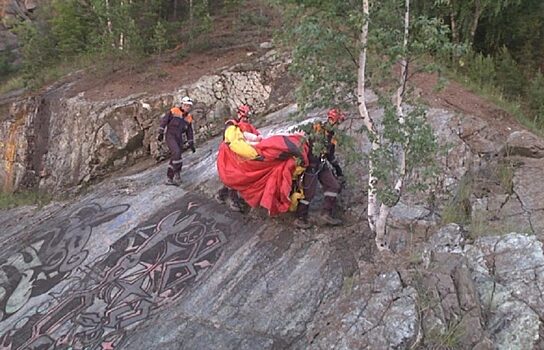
497, 159, 515, 194
276, 0, 450, 209
278, 3, 360, 111
425, 318, 464, 349
14, 20, 56, 87
446, 44, 544, 135
0, 190, 52, 210
473, 0, 542, 58
369, 102, 439, 206
151, 21, 169, 54
246, 11, 270, 27
412, 0, 544, 132
225, 0, 244, 11
335, 125, 365, 168
461, 52, 496, 87
190, 0, 213, 41
441, 174, 473, 225
416, 0, 544, 133
0, 51, 15, 77
49, 0, 96, 57
0, 76, 25, 95
527, 71, 544, 126
494, 47, 525, 99
4, 0, 266, 90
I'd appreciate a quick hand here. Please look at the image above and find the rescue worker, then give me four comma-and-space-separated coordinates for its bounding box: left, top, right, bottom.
157, 96, 196, 186
215, 104, 261, 211
294, 108, 345, 229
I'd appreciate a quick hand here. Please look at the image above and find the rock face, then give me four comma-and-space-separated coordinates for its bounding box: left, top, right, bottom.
1, 103, 544, 349
3, 35, 544, 348
0, 52, 289, 193
384, 106, 544, 250
506, 130, 544, 158
421, 225, 544, 350
0, 121, 421, 349
0, 0, 42, 66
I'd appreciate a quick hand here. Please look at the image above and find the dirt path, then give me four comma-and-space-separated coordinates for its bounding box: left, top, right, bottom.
412, 72, 523, 138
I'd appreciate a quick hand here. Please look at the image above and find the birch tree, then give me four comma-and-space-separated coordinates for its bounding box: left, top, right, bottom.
279, 0, 456, 251
359, 0, 413, 250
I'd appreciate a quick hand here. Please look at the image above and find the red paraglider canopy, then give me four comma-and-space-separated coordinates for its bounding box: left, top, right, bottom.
217, 134, 308, 215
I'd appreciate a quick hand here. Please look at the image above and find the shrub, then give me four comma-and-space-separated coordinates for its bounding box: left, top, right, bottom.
527, 71, 544, 126
464, 52, 496, 88
494, 47, 526, 99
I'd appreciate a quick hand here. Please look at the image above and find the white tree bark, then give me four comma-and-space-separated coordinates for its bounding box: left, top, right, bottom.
358, 0, 383, 247
105, 0, 115, 48
359, 0, 411, 251
470, 0, 482, 42
189, 0, 194, 40
394, 0, 409, 195
449, 0, 459, 44
118, 0, 126, 50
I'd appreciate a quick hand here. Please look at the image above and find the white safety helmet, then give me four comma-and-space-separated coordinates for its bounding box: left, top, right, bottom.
181, 96, 193, 105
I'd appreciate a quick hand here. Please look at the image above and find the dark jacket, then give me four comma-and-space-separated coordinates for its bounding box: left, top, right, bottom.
159, 107, 194, 146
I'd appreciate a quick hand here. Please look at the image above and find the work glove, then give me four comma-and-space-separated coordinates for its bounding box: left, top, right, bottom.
157, 133, 164, 142
332, 162, 343, 177
184, 141, 195, 153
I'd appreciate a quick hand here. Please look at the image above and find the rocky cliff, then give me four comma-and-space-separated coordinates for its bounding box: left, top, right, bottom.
2, 43, 544, 348
0, 49, 289, 193
0, 0, 41, 66
1, 100, 544, 349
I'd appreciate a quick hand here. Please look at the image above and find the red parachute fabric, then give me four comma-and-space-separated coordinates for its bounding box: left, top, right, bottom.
238, 121, 260, 136
217, 134, 308, 215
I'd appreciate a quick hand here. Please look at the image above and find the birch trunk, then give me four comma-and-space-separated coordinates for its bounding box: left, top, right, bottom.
449, 1, 459, 44
118, 0, 125, 50
189, 0, 194, 41
359, 0, 411, 251
357, 0, 383, 248
394, 0, 409, 194
470, 0, 482, 43
105, 0, 115, 48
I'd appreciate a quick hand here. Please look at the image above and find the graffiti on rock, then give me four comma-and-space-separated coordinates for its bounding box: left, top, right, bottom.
1, 203, 227, 350
0, 203, 130, 322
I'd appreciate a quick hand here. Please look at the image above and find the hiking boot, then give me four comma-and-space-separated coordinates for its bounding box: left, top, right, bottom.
173, 173, 182, 186
165, 178, 178, 186
318, 212, 342, 226
226, 197, 242, 212
294, 217, 312, 229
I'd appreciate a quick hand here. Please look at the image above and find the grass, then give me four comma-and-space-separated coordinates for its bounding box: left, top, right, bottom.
0, 190, 52, 210
448, 67, 544, 138
425, 319, 464, 350
496, 160, 515, 195
468, 210, 487, 238
411, 269, 465, 349
0, 75, 25, 95
0, 51, 148, 94
342, 274, 356, 296
440, 174, 473, 225
469, 211, 533, 239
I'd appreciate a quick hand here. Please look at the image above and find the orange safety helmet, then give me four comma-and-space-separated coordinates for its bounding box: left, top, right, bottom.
327, 108, 345, 124
237, 104, 251, 120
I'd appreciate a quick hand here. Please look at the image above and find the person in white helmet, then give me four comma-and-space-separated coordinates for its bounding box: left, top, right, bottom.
157, 96, 195, 185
